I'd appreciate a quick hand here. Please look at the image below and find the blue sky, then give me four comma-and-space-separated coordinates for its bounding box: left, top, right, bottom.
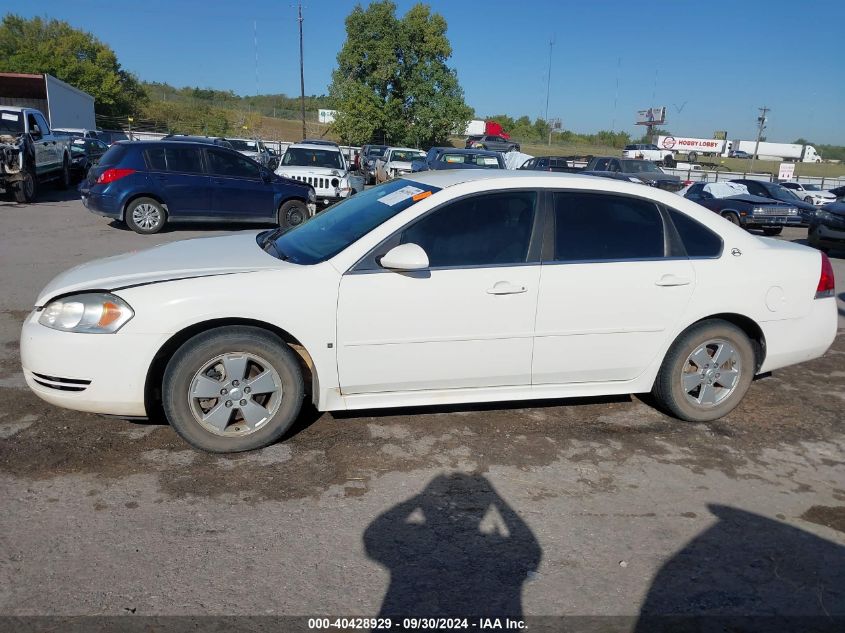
9, 0, 845, 144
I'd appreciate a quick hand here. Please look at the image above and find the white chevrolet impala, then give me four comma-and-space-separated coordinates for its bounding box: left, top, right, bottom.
21, 171, 837, 452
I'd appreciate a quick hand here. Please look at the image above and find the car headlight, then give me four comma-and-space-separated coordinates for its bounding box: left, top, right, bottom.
815, 209, 838, 222
38, 293, 134, 333
331, 178, 340, 188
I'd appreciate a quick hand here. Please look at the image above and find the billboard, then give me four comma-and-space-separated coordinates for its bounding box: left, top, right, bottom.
318, 109, 337, 124
657, 135, 726, 154
636, 107, 666, 125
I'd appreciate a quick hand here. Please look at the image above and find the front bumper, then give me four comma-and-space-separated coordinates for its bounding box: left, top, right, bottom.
808, 223, 845, 246
744, 213, 802, 228
20, 310, 165, 417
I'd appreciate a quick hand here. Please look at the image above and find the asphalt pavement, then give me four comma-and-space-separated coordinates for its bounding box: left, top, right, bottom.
0, 188, 843, 626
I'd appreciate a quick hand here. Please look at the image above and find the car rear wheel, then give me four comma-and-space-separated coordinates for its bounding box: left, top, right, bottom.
804, 197, 814, 204
652, 320, 755, 422
762, 227, 783, 236
57, 156, 71, 190
278, 199, 308, 229
162, 326, 304, 453
126, 197, 166, 234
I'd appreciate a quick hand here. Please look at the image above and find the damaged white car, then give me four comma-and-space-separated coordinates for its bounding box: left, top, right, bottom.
275, 142, 364, 208
374, 147, 426, 183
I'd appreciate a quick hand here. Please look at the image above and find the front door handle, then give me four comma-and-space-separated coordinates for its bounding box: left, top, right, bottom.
487, 281, 527, 295
656, 274, 691, 287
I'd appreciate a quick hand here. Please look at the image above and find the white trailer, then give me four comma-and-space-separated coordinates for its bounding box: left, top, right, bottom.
464, 119, 486, 136
0, 73, 95, 131
730, 140, 822, 163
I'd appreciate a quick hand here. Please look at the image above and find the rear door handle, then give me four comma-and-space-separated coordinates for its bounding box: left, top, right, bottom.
487, 281, 527, 295
655, 274, 691, 287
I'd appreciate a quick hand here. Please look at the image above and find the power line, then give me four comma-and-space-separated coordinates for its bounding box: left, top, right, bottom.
298, 1, 306, 140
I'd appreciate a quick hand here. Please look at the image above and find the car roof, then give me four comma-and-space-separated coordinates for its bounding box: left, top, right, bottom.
431, 147, 501, 157
287, 143, 341, 152
301, 138, 338, 146
405, 169, 597, 189
388, 147, 423, 153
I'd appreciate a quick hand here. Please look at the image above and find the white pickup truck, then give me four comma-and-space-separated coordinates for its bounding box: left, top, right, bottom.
621, 143, 675, 165
0, 106, 71, 203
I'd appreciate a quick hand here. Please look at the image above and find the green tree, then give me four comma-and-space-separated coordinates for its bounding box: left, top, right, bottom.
328, 1, 472, 147
0, 14, 146, 118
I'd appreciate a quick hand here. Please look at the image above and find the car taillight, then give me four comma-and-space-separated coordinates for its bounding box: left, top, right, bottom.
96, 168, 135, 184
815, 252, 835, 299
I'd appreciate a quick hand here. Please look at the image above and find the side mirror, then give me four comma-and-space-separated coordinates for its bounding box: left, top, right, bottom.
380, 243, 429, 271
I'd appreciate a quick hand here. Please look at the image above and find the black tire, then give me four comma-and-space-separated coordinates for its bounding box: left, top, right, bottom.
13, 167, 37, 203
762, 227, 783, 236
278, 199, 308, 228
652, 320, 756, 422
125, 197, 166, 234
688, 151, 698, 162
722, 211, 741, 227
804, 197, 813, 204
162, 326, 305, 453
662, 155, 676, 168
57, 155, 71, 190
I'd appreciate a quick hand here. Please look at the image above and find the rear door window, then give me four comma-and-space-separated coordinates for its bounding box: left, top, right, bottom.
145, 147, 204, 173
552, 192, 665, 262
207, 149, 260, 178
668, 209, 723, 258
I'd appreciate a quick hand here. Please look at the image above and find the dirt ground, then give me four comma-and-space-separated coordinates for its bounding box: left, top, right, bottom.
0, 189, 843, 628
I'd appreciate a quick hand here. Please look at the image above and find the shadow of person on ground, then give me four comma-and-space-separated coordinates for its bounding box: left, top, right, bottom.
364, 472, 541, 619
634, 504, 845, 632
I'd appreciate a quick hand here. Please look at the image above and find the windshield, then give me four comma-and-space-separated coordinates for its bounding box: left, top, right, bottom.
71, 145, 86, 156
282, 147, 343, 169
439, 152, 502, 168
0, 110, 24, 136
228, 139, 259, 151
260, 179, 441, 264
801, 184, 821, 191
772, 185, 800, 202
621, 160, 663, 173
366, 146, 388, 157
390, 150, 425, 162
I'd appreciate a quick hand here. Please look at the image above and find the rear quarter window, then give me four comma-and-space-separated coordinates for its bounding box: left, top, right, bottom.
668, 209, 723, 257
98, 144, 129, 167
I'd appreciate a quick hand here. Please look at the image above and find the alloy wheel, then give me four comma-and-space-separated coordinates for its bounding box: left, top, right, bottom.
132, 203, 162, 230
681, 338, 741, 407
188, 352, 283, 437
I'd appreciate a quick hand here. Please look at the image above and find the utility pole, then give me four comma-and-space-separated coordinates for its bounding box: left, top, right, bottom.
544, 37, 554, 145
749, 106, 769, 174
298, 0, 306, 140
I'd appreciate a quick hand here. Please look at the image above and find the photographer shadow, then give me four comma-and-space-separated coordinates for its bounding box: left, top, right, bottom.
364, 472, 541, 619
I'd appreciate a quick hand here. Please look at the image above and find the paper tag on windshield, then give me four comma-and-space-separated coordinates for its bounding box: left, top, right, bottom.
1, 112, 19, 121
482, 157, 498, 165
377, 185, 424, 206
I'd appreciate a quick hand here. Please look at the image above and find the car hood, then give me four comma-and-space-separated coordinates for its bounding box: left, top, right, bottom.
821, 202, 845, 216
275, 165, 345, 177
386, 160, 416, 170
726, 194, 794, 206
35, 232, 286, 306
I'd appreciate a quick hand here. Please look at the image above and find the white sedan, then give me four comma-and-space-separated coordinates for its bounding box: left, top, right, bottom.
780, 181, 836, 206
21, 171, 837, 453
375, 147, 427, 183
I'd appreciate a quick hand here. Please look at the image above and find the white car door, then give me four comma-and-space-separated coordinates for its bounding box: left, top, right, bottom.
532, 191, 695, 384
336, 190, 542, 394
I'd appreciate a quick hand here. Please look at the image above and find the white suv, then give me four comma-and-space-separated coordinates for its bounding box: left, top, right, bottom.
275, 142, 364, 207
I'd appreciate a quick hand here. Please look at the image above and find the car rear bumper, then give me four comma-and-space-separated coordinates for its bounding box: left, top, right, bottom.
80, 189, 123, 219
20, 310, 162, 417
759, 297, 838, 374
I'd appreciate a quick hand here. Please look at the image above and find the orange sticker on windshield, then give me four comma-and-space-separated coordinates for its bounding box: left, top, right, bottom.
412, 191, 432, 201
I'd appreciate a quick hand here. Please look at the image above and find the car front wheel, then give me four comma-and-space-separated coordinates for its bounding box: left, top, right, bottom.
652, 320, 755, 422
278, 199, 308, 228
762, 227, 783, 236
162, 326, 305, 453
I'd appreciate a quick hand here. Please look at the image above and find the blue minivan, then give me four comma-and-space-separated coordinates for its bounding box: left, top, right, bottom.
79, 140, 316, 234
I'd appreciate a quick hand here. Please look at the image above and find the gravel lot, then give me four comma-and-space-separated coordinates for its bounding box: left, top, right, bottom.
1, 189, 844, 625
